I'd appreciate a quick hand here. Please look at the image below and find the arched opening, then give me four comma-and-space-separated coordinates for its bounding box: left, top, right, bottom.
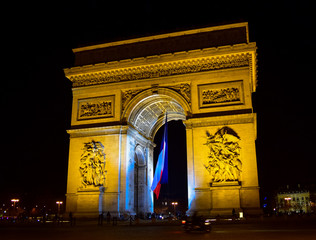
134, 146, 147, 217
153, 120, 188, 216
125, 89, 191, 217
123, 88, 190, 139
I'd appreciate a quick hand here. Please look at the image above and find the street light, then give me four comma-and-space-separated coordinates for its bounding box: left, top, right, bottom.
56, 201, 63, 215
171, 202, 178, 215
11, 199, 19, 208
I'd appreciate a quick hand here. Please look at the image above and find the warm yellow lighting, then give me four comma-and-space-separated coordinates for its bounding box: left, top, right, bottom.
64, 23, 260, 217
284, 197, 291, 201
11, 199, 19, 208
171, 202, 178, 214
56, 201, 63, 215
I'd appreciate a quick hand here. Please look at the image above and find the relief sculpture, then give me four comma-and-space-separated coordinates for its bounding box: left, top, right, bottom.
198, 81, 243, 108
204, 127, 242, 182
79, 101, 112, 118
202, 87, 240, 105
122, 89, 143, 111
168, 83, 191, 105
78, 96, 114, 120
79, 141, 107, 187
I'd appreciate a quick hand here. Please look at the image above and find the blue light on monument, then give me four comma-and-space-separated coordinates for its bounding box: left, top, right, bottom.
125, 135, 135, 212
187, 184, 195, 210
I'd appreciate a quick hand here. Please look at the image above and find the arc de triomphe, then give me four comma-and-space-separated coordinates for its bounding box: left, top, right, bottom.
64, 22, 261, 217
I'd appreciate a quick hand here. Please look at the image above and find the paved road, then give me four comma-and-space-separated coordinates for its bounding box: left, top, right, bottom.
1, 220, 316, 240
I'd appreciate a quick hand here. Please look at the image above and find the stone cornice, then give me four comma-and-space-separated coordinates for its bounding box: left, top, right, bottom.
67, 125, 155, 145
184, 113, 256, 129
67, 125, 129, 138
64, 43, 257, 89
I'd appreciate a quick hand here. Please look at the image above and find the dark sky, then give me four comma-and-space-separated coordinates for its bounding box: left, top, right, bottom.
1, 0, 315, 207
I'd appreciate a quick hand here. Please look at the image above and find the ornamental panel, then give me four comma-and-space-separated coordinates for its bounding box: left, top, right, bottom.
77, 96, 115, 120
198, 80, 244, 108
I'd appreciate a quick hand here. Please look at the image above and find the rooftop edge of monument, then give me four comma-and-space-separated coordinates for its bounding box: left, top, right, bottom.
72, 22, 250, 67
64, 42, 256, 74
64, 42, 257, 93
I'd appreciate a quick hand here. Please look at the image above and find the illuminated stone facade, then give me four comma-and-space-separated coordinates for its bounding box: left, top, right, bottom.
64, 23, 260, 217
277, 191, 311, 214
276, 185, 315, 214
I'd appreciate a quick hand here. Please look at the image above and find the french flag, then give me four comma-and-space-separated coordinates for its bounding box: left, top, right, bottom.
151, 114, 168, 199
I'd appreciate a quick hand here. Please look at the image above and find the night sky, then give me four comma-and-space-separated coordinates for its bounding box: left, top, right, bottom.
1, 1, 315, 208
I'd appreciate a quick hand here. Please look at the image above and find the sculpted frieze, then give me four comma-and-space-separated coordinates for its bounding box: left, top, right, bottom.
78, 96, 114, 120
202, 87, 240, 104
69, 53, 251, 87
198, 80, 243, 108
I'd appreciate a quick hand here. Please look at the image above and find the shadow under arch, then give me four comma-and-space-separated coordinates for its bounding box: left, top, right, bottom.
122, 87, 191, 139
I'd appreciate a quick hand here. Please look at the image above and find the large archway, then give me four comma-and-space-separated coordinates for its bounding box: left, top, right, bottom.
123, 88, 190, 216
64, 23, 261, 218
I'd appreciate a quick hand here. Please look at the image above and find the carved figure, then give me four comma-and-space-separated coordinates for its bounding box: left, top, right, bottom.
79, 141, 107, 187
122, 89, 143, 110
204, 127, 242, 182
202, 87, 240, 105
79, 101, 112, 118
169, 83, 191, 104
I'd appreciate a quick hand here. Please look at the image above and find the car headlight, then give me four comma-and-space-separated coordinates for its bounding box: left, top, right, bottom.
204, 219, 211, 225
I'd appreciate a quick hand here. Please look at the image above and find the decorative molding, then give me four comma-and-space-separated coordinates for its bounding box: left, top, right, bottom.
122, 89, 144, 111
68, 53, 251, 87
211, 181, 240, 187
77, 96, 114, 120
67, 125, 129, 138
121, 83, 191, 112
167, 83, 191, 105
184, 113, 256, 129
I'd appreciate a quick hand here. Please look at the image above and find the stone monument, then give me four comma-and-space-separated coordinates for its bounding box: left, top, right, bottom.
64, 22, 260, 217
